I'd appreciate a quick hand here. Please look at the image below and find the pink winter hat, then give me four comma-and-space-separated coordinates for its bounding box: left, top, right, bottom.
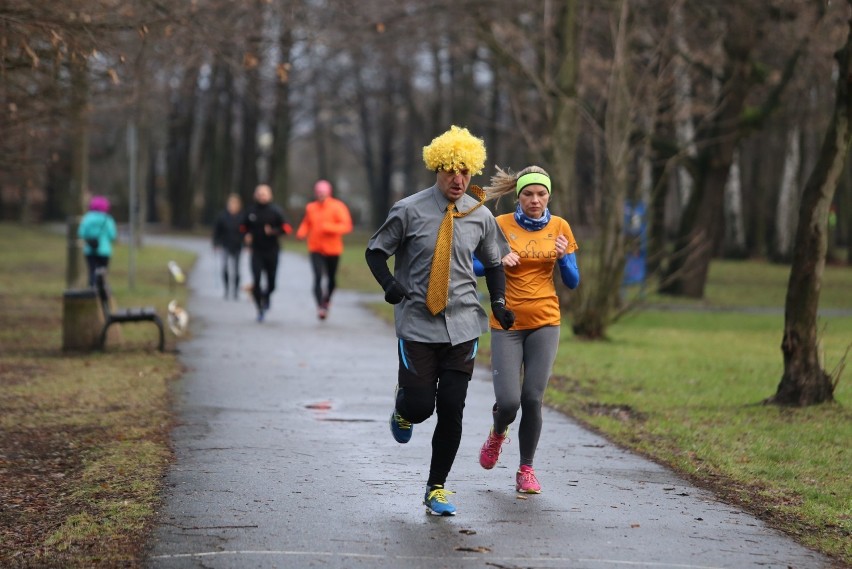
89, 195, 110, 212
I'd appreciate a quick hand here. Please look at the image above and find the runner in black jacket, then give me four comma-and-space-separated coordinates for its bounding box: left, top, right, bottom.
241, 184, 292, 321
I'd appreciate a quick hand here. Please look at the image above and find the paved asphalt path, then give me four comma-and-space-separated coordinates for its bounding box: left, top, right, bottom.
145, 236, 831, 569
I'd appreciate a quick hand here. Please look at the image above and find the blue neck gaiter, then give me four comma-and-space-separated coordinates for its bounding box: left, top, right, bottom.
514, 203, 551, 231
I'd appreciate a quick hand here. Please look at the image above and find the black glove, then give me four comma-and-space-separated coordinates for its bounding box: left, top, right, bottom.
383, 279, 411, 305
491, 298, 515, 330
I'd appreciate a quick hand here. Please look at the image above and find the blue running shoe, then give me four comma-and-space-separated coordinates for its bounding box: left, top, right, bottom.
389, 411, 413, 443
424, 485, 456, 516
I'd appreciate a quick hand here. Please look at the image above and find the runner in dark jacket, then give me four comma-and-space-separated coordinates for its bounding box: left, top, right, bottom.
213, 193, 244, 300
240, 184, 292, 321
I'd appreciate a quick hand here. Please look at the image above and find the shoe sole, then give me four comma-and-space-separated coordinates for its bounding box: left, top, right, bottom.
479, 430, 508, 470
424, 506, 456, 516
479, 454, 498, 469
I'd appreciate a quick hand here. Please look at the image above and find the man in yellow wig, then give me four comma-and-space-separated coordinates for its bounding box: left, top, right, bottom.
365, 125, 515, 516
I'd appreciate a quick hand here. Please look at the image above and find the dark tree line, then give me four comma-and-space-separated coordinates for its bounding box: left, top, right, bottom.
2, 0, 850, 403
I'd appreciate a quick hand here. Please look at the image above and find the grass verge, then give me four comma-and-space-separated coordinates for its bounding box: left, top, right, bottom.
0, 223, 195, 568
543, 310, 851, 565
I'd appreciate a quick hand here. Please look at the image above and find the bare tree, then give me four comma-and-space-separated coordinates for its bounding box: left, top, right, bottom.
0, 0, 182, 283
660, 3, 818, 298
570, 0, 632, 339
767, 2, 852, 406
474, 1, 581, 220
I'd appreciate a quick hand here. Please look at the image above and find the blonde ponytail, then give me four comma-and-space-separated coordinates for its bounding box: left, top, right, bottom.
484, 165, 551, 203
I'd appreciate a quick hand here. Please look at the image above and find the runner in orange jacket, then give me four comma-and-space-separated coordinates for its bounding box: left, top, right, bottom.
296, 179, 354, 319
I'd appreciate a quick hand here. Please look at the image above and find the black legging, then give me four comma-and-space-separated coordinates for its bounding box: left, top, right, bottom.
309, 252, 340, 307
396, 370, 470, 488
396, 339, 476, 488
250, 249, 279, 309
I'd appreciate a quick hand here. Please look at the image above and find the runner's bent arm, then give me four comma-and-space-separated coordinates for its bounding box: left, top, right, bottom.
365, 247, 410, 304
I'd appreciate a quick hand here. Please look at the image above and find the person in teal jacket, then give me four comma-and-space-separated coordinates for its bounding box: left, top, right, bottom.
78, 195, 118, 286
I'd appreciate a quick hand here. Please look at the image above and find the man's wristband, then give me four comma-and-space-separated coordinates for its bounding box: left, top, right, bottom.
491, 298, 506, 307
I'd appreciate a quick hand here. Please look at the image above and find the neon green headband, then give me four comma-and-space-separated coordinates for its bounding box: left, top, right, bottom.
516, 172, 551, 195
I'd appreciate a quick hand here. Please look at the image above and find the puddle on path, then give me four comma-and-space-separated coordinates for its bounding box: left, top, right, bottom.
303, 399, 377, 423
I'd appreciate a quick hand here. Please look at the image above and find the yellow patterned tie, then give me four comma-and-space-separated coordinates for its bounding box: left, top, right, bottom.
425, 185, 486, 315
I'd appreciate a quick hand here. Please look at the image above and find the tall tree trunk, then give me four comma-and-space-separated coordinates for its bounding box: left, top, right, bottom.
166, 68, 197, 229
662, 10, 757, 298
768, 3, 852, 406
485, 54, 503, 171
215, 63, 236, 210
429, 34, 445, 136
672, 1, 696, 215
647, 152, 670, 277
547, 0, 580, 223
723, 150, 747, 257
744, 136, 769, 258
188, 70, 212, 228
145, 141, 160, 223
775, 126, 802, 260
402, 64, 423, 198
355, 53, 383, 228
271, 64, 291, 211
669, 151, 734, 297
376, 71, 397, 217
239, 7, 263, 202
134, 125, 150, 245
841, 163, 852, 265
270, 5, 293, 208
449, 46, 476, 122
647, 25, 680, 278
66, 55, 89, 288
239, 86, 260, 202
44, 147, 70, 221
200, 65, 227, 224
313, 92, 329, 180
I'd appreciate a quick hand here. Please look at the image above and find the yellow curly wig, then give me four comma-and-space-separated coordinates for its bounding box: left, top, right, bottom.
422, 125, 487, 175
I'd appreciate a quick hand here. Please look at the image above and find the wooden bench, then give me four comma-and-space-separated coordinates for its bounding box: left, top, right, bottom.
94, 268, 165, 352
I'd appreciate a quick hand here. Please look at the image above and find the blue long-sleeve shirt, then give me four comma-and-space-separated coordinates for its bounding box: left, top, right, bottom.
473, 253, 579, 289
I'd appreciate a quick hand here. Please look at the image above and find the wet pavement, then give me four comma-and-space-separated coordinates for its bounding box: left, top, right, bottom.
145, 236, 832, 569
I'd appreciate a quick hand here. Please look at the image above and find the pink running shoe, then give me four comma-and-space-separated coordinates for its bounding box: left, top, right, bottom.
479, 427, 508, 469
516, 465, 542, 494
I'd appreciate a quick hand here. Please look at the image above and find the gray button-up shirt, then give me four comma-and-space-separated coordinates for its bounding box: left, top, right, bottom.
367, 185, 506, 345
